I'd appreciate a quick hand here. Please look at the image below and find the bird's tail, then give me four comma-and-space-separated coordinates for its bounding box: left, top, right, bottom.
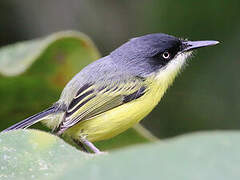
2, 106, 59, 133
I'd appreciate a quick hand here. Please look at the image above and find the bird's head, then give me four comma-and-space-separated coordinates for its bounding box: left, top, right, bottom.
110, 33, 219, 77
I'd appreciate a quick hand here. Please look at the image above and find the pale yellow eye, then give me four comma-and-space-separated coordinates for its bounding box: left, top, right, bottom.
162, 51, 170, 59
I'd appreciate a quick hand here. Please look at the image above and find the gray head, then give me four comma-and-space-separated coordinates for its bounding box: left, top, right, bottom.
110, 33, 219, 76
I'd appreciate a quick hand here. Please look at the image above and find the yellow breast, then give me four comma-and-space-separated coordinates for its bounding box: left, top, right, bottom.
66, 76, 167, 142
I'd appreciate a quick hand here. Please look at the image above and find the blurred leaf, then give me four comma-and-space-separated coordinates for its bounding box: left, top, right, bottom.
0, 31, 100, 77
0, 31, 157, 151
1, 130, 239, 180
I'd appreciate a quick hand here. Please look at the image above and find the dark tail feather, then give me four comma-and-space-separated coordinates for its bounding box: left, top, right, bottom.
2, 106, 58, 133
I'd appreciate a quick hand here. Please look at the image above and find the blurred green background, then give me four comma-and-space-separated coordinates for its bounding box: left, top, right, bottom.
0, 0, 239, 139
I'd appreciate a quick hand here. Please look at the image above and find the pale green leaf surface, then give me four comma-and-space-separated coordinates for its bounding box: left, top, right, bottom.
0, 130, 89, 180
62, 131, 240, 180
1, 130, 240, 180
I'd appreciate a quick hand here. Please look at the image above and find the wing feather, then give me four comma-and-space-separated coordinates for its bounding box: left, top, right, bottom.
57, 76, 147, 134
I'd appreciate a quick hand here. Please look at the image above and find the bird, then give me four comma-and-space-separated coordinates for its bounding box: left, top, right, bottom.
2, 33, 219, 153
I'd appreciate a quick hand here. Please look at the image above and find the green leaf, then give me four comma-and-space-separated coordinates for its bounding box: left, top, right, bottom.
1, 130, 239, 179
0, 31, 156, 151
0, 130, 89, 180
0, 31, 100, 77
61, 131, 240, 180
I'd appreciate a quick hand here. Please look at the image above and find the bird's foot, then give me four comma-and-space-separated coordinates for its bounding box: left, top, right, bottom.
80, 137, 105, 154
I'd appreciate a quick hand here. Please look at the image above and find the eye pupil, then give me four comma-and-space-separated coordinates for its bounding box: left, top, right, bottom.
162, 51, 170, 59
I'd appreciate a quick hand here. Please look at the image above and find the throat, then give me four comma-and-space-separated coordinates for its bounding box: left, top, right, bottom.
154, 52, 191, 91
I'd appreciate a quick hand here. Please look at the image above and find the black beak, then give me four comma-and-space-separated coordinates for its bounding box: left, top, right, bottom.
182, 40, 219, 52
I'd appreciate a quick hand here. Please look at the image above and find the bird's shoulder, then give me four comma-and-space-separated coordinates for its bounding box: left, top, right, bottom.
59, 56, 145, 105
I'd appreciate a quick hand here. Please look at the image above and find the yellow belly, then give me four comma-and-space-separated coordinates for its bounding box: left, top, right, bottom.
66, 79, 166, 142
